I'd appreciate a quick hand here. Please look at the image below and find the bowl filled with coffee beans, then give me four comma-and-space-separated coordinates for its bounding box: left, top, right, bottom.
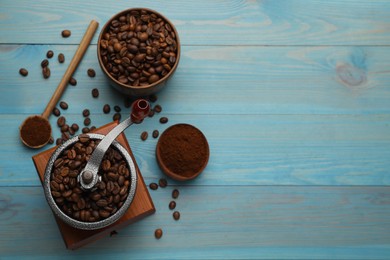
98, 8, 180, 96
43, 133, 137, 230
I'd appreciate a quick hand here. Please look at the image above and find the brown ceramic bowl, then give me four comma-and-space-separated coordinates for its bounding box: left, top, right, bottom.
156, 124, 209, 181
97, 8, 180, 97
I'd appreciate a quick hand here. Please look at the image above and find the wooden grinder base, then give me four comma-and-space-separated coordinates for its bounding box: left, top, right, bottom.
32, 121, 155, 250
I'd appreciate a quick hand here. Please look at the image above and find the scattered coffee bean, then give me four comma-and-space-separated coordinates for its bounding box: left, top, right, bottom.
159, 117, 168, 124
48, 136, 54, 144
69, 77, 77, 86
58, 53, 65, 63
82, 127, 90, 133
159, 178, 167, 188
92, 88, 99, 98
57, 116, 66, 127
113, 113, 121, 121
90, 126, 96, 132
56, 138, 63, 145
84, 117, 91, 126
71, 123, 79, 131
41, 59, 49, 68
152, 130, 159, 138
82, 109, 90, 117
61, 30, 71, 38
114, 105, 121, 112
61, 124, 69, 132
140, 131, 148, 141
149, 183, 158, 190
52, 107, 61, 117
47, 50, 54, 59
173, 211, 180, 220
148, 94, 157, 103
87, 68, 96, 78
148, 110, 155, 117
59, 101, 68, 110
169, 201, 176, 210
153, 105, 162, 113
103, 104, 110, 114
172, 189, 180, 199
69, 127, 75, 135
19, 68, 28, 77
154, 228, 163, 239
42, 67, 51, 79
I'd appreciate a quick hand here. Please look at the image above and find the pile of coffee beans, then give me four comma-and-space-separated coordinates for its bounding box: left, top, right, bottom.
50, 134, 131, 222
99, 9, 178, 86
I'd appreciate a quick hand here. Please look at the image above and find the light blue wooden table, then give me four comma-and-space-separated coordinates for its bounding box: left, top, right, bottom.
1, 1, 390, 259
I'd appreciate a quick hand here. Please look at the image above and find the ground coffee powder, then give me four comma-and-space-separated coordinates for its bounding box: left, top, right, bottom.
20, 116, 51, 147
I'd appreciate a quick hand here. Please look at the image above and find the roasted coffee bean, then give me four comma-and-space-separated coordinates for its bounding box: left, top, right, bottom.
149, 183, 158, 190
82, 109, 90, 117
19, 68, 28, 77
56, 138, 63, 145
52, 107, 61, 117
61, 124, 69, 132
62, 132, 70, 141
159, 178, 167, 188
152, 130, 159, 138
62, 190, 72, 198
113, 113, 121, 121
87, 68, 96, 77
71, 123, 79, 131
90, 126, 96, 132
42, 67, 51, 79
57, 116, 66, 127
78, 134, 90, 143
62, 30, 71, 38
82, 127, 90, 133
148, 94, 158, 103
140, 131, 148, 141
41, 59, 49, 68
159, 117, 168, 124
103, 104, 111, 114
69, 77, 77, 86
169, 201, 176, 210
84, 117, 91, 126
153, 104, 162, 113
48, 136, 54, 144
47, 50, 54, 58
58, 53, 65, 63
148, 110, 155, 117
172, 189, 180, 199
101, 159, 111, 171
59, 101, 68, 110
154, 228, 163, 239
173, 211, 180, 220
114, 105, 121, 112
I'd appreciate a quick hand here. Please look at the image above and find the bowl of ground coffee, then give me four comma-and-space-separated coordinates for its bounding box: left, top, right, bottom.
156, 124, 209, 181
97, 8, 180, 97
44, 133, 137, 230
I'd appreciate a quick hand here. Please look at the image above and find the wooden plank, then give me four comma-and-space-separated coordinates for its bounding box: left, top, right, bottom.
1, 114, 390, 186
0, 0, 389, 45
1, 186, 390, 258
1, 45, 390, 115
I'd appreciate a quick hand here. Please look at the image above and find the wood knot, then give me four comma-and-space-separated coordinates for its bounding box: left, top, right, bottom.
336, 64, 366, 87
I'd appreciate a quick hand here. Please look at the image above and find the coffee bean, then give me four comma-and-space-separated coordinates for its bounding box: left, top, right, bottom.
140, 131, 148, 141
78, 134, 90, 143
56, 138, 63, 145
113, 113, 121, 121
152, 130, 159, 138
41, 59, 49, 68
87, 68, 96, 77
61, 124, 69, 132
58, 53, 65, 63
149, 183, 158, 190
159, 117, 168, 124
48, 136, 54, 144
60, 101, 68, 110
92, 88, 99, 98
52, 107, 61, 117
82, 127, 90, 133
159, 178, 167, 188
71, 123, 79, 131
57, 116, 66, 127
148, 74, 159, 84
90, 126, 96, 132
153, 105, 162, 113
154, 228, 163, 239
69, 77, 77, 86
42, 67, 51, 79
172, 189, 180, 199
62, 30, 71, 38
173, 211, 180, 220
19, 68, 28, 77
114, 105, 121, 112
82, 109, 90, 117
169, 201, 176, 210
103, 104, 111, 114
47, 50, 54, 58
148, 110, 155, 117
148, 94, 157, 103
84, 117, 91, 126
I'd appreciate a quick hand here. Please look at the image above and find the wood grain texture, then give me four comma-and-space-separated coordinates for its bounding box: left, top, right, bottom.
1, 45, 390, 115
0, 0, 389, 45
1, 186, 390, 259
1, 114, 389, 186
